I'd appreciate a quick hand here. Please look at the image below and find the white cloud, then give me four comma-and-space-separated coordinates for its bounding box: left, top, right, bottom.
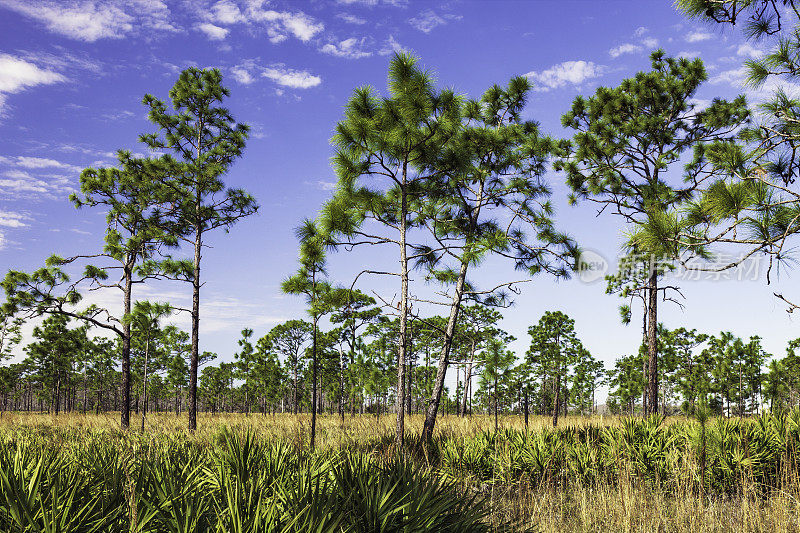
634, 26, 648, 37
409, 9, 446, 33
641, 37, 659, 48
685, 30, 713, 43
337, 0, 408, 6
101, 109, 135, 120
245, 3, 324, 43
229, 60, 321, 90
307, 180, 336, 191
192, 2, 324, 45
710, 66, 800, 103
321, 37, 372, 59
15, 156, 80, 171
609, 43, 642, 58
0, 177, 51, 194
525, 61, 606, 91
736, 43, 764, 59
196, 22, 229, 40
337, 13, 367, 24
231, 65, 255, 85
0, 0, 177, 42
208, 0, 244, 24
0, 53, 66, 112
0, 155, 80, 199
262, 66, 321, 89
2, 169, 32, 180
408, 9, 460, 33
711, 66, 746, 84
378, 35, 405, 56
0, 210, 30, 228
19, 50, 104, 75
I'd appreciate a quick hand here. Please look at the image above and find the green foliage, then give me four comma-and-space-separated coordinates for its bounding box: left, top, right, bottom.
0, 428, 497, 532
675, 1, 800, 309
525, 311, 594, 424
141, 66, 258, 431
437, 411, 800, 496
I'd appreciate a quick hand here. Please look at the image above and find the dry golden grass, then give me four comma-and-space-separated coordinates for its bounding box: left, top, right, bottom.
1, 411, 798, 532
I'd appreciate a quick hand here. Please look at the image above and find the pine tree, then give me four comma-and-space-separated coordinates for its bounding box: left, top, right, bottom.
527, 311, 586, 426
418, 76, 576, 440
321, 52, 462, 447
141, 67, 258, 431
676, 2, 800, 310
282, 219, 347, 448
557, 50, 749, 414
477, 338, 516, 433
267, 320, 312, 415
129, 300, 171, 430
1, 147, 184, 428
234, 328, 256, 414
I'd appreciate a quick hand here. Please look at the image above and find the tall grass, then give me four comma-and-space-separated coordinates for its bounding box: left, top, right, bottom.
0, 412, 798, 531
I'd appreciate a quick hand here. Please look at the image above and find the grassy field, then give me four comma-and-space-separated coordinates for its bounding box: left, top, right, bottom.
0, 411, 798, 532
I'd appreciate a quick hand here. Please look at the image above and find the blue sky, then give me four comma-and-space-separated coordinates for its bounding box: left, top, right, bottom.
1, 0, 797, 397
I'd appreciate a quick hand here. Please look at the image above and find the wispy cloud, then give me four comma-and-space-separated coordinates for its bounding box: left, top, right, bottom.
0, 209, 30, 228
0, 155, 80, 200
525, 60, 606, 92
0, 0, 177, 42
201, 2, 323, 44
378, 35, 405, 56
337, 13, 367, 25
208, 0, 244, 24
337, 0, 408, 6
408, 9, 460, 33
642, 37, 658, 48
320, 37, 373, 59
231, 64, 256, 85
230, 61, 322, 90
0, 53, 66, 113
196, 22, 229, 40
609, 43, 642, 59
262, 66, 321, 89
685, 30, 713, 43
736, 43, 764, 59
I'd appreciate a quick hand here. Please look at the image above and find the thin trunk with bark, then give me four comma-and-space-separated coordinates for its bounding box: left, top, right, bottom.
140, 336, 150, 432
188, 218, 201, 431
396, 170, 408, 448
422, 261, 468, 441
647, 267, 658, 416
121, 266, 133, 429
311, 311, 318, 450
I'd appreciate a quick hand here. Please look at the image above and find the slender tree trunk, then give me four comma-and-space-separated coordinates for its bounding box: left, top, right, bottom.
311, 312, 318, 450
54, 374, 61, 415
189, 220, 202, 432
642, 300, 648, 416
396, 173, 408, 448
141, 336, 150, 432
422, 261, 468, 441
524, 391, 529, 428
552, 371, 560, 427
407, 346, 413, 415
647, 266, 658, 416
422, 181, 484, 442
82, 369, 87, 415
462, 345, 474, 417
340, 349, 346, 425
494, 376, 498, 433
121, 267, 133, 428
